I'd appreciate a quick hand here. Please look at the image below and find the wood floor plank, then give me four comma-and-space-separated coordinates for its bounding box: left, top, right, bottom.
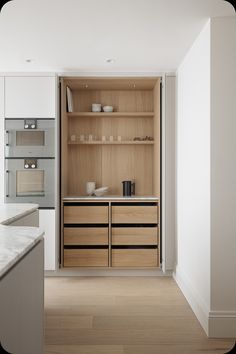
45, 315, 93, 329
123, 342, 234, 354
44, 277, 234, 353
45, 344, 124, 354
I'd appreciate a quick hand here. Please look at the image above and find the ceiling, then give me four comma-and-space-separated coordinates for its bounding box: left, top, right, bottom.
0, 0, 234, 73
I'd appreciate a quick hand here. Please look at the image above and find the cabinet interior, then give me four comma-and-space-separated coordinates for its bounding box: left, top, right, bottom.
60, 77, 161, 197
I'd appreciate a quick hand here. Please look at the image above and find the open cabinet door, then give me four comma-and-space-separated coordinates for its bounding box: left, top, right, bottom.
162, 75, 176, 273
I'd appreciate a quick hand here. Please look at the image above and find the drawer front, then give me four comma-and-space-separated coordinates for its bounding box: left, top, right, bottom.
112, 249, 159, 267
112, 227, 159, 245
64, 206, 108, 224
64, 228, 108, 245
112, 205, 158, 224
64, 249, 108, 267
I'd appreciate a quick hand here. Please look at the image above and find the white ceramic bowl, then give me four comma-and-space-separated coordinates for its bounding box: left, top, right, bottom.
94, 187, 109, 197
103, 105, 113, 112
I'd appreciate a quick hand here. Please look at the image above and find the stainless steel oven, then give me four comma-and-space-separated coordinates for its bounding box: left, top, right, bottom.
5, 119, 55, 158
5, 158, 55, 208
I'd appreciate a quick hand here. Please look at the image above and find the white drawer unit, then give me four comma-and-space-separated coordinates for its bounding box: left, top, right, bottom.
5, 76, 56, 118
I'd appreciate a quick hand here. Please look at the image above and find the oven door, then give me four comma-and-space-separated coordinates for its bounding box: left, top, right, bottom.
5, 158, 55, 208
5, 119, 55, 158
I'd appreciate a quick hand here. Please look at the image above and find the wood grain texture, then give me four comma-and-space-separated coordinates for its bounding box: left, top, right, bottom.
112, 249, 159, 267
112, 227, 158, 245
64, 249, 108, 267
64, 205, 108, 224
112, 205, 158, 224
44, 277, 234, 354
64, 227, 108, 245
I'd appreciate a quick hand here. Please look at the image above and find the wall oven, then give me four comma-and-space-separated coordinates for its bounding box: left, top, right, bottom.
5, 118, 55, 208
5, 118, 54, 158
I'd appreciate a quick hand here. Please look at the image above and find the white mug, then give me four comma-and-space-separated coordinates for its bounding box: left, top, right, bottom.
86, 182, 96, 195
92, 103, 102, 112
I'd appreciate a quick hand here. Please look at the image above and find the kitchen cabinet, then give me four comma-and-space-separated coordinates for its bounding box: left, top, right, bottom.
39, 209, 56, 271
5, 76, 56, 118
0, 77, 4, 203
62, 200, 159, 268
0, 240, 44, 354
63, 202, 109, 267
60, 76, 161, 269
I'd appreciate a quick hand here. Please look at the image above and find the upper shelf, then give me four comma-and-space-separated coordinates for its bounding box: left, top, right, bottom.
67, 112, 154, 118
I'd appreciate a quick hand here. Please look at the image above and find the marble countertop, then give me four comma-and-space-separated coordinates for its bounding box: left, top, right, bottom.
0, 203, 43, 279
0, 203, 39, 225
63, 195, 159, 201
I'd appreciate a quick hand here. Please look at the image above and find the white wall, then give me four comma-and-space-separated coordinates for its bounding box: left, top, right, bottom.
209, 17, 236, 337
175, 17, 236, 338
175, 21, 211, 333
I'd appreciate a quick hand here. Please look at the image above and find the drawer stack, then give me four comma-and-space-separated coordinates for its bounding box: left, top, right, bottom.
63, 202, 109, 267
62, 200, 159, 268
111, 202, 159, 267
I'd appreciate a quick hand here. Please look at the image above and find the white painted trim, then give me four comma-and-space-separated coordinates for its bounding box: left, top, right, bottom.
173, 266, 209, 335
0, 72, 56, 76
209, 313, 236, 338
57, 71, 166, 77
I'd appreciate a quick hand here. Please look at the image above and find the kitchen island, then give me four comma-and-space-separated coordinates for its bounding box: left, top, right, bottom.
0, 203, 44, 354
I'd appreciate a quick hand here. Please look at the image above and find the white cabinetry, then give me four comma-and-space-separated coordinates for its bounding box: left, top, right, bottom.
5, 76, 56, 118
0, 241, 44, 354
0, 77, 4, 204
39, 209, 56, 270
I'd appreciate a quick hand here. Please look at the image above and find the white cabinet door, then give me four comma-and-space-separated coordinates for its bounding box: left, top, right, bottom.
0, 76, 4, 119
39, 209, 56, 270
0, 77, 4, 203
5, 76, 56, 118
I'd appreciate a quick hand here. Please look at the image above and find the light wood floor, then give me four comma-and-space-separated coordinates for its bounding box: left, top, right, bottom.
44, 277, 234, 354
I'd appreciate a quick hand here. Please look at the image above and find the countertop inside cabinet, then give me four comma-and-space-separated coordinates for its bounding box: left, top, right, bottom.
63, 196, 159, 201
0, 203, 43, 279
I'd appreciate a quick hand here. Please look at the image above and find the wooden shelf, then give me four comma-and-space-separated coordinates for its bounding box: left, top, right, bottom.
67, 112, 154, 118
68, 140, 154, 145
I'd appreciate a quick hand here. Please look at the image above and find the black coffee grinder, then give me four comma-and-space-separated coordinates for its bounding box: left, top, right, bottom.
122, 181, 135, 196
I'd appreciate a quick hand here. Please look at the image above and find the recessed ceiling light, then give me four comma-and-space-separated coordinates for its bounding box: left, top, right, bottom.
106, 58, 116, 64
26, 59, 32, 63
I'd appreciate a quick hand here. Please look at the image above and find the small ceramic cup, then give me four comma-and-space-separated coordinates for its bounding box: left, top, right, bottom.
92, 103, 102, 112
86, 182, 96, 196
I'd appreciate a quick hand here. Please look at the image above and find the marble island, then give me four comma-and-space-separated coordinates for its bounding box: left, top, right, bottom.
0, 203, 44, 354
0, 203, 43, 278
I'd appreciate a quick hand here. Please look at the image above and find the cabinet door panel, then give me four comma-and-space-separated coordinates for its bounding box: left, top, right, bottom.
5, 77, 55, 118
112, 205, 158, 224
64, 227, 108, 245
64, 206, 108, 224
64, 249, 108, 267
112, 249, 158, 267
112, 227, 158, 245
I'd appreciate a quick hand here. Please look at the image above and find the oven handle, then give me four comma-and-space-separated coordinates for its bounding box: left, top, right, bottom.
6, 170, 10, 197
5, 130, 9, 146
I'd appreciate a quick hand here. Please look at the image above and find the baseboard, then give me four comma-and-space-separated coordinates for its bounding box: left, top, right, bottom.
173, 266, 209, 335
209, 311, 236, 338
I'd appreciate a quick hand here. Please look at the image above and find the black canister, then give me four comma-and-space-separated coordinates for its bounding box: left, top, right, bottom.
122, 181, 135, 196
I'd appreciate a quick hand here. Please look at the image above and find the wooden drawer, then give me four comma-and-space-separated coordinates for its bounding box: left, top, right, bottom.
112, 248, 158, 267
64, 227, 108, 245
112, 205, 158, 224
64, 249, 108, 267
112, 227, 159, 245
64, 205, 108, 224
